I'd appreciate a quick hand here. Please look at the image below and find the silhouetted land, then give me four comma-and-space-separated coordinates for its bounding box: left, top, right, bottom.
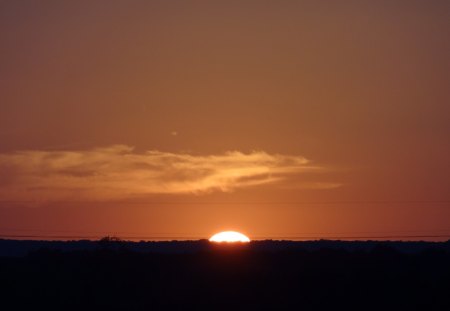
1, 239, 449, 310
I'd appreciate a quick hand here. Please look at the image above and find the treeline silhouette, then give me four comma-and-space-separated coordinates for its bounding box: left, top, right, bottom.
1, 240, 449, 310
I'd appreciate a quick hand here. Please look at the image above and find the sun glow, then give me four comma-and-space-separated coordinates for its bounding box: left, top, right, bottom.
209, 231, 251, 243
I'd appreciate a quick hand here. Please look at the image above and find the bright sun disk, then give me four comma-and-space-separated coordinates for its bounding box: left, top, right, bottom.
209, 231, 251, 243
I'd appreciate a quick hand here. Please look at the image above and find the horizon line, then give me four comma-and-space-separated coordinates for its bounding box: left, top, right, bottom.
1, 234, 450, 242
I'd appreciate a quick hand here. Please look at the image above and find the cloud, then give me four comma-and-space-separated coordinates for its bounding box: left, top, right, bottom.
0, 145, 336, 202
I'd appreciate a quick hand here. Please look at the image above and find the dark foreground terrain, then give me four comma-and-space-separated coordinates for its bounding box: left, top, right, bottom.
1, 239, 449, 310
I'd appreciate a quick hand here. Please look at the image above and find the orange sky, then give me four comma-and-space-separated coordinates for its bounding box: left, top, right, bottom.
1, 1, 449, 240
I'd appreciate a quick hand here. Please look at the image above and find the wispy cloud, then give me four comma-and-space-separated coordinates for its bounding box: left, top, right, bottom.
0, 145, 338, 201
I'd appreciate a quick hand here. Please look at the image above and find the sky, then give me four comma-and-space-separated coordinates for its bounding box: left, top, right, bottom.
1, 0, 449, 240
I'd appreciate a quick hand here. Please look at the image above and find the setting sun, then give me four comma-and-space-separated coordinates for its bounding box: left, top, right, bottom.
209, 231, 251, 243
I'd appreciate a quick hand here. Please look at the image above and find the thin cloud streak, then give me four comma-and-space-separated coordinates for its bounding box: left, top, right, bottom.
0, 145, 338, 201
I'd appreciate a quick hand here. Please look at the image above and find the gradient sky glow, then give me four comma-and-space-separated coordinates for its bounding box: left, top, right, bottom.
1, 1, 449, 240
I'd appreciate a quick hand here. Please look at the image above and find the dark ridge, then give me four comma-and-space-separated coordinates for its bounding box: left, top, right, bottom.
1, 238, 450, 257
1, 239, 450, 310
